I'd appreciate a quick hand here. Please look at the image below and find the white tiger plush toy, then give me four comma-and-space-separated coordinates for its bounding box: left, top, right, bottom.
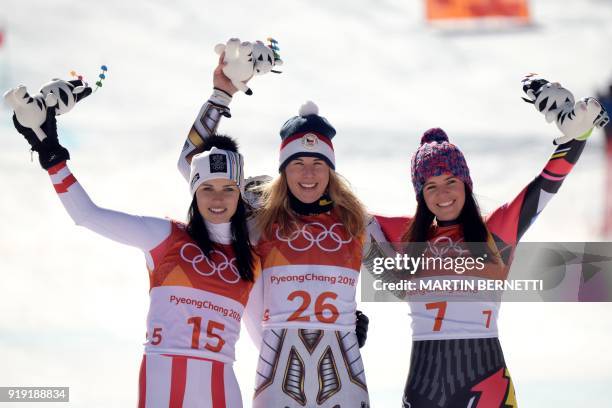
215, 38, 255, 95
4, 79, 92, 142
214, 38, 282, 95
39, 79, 90, 115
522, 75, 610, 144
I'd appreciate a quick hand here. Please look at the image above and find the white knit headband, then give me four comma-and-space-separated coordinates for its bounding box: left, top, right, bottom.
189, 147, 245, 196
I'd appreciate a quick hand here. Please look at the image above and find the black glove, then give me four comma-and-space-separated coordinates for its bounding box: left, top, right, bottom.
355, 310, 369, 348
6, 79, 92, 170
12, 105, 68, 170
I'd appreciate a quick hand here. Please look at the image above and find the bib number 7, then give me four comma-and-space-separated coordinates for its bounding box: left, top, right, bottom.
425, 302, 494, 331
425, 301, 447, 332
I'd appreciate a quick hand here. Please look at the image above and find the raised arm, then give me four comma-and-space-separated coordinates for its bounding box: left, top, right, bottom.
48, 161, 171, 261
177, 56, 239, 181
177, 89, 233, 180
6, 82, 172, 269
486, 138, 587, 245
487, 77, 609, 244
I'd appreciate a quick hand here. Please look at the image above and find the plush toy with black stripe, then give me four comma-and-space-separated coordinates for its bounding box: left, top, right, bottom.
4, 79, 92, 169
522, 75, 609, 144
214, 37, 283, 95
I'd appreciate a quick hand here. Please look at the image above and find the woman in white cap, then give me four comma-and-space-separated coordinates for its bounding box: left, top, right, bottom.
7, 82, 257, 407
177, 59, 373, 407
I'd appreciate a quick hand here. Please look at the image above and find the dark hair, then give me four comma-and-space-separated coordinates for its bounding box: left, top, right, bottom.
200, 134, 239, 153
186, 197, 254, 282
403, 184, 496, 262
185, 134, 254, 282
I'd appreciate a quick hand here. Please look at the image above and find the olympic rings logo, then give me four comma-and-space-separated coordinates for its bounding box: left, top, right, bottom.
427, 236, 469, 257
179, 243, 241, 284
275, 222, 352, 252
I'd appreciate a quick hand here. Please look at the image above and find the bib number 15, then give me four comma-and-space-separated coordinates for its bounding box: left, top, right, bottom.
148, 317, 225, 352
287, 290, 339, 324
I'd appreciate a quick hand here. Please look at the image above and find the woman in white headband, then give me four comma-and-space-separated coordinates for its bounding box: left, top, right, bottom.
6, 81, 257, 407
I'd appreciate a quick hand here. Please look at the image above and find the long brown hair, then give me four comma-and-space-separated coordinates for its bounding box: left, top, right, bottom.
255, 170, 367, 239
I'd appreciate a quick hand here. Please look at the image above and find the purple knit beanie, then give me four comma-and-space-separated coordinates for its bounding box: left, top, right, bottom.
411, 128, 472, 196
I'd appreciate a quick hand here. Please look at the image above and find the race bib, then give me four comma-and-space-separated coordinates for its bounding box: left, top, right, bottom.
262, 265, 359, 331
408, 277, 500, 340
145, 286, 244, 363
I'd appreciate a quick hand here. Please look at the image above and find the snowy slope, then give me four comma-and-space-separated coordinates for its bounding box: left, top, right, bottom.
1, 0, 611, 406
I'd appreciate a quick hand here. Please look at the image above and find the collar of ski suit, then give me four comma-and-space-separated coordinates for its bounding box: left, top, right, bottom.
288, 191, 334, 216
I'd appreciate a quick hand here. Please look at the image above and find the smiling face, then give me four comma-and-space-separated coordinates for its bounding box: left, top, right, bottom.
195, 178, 240, 224
284, 156, 330, 203
422, 174, 466, 222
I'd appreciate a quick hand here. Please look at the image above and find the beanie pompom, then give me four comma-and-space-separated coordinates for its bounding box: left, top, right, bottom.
299, 100, 319, 117
421, 128, 449, 145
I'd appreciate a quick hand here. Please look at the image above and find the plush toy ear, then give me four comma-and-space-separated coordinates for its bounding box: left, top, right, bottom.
214, 44, 226, 55
238, 42, 253, 56
45, 92, 58, 108
73, 86, 87, 94
3, 86, 24, 108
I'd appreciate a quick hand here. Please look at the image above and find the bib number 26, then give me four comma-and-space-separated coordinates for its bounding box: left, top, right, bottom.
287, 290, 339, 324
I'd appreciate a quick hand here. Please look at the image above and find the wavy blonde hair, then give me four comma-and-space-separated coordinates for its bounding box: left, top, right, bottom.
255, 170, 367, 239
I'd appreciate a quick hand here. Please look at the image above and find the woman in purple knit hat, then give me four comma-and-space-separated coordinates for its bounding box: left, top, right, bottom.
371, 78, 608, 407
